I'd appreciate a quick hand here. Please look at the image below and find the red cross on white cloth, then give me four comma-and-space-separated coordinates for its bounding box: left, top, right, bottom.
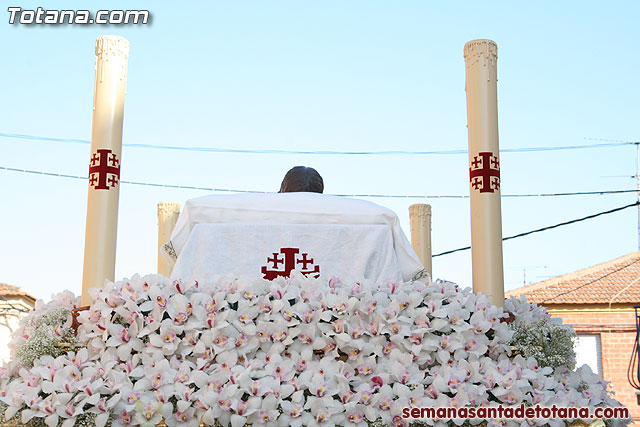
261, 247, 320, 280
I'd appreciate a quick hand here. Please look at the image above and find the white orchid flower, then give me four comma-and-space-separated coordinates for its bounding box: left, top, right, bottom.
137, 302, 163, 337
201, 382, 239, 423
163, 399, 199, 427
84, 395, 120, 427
279, 399, 309, 427
37, 391, 73, 427
134, 399, 165, 427
148, 318, 181, 355
105, 321, 144, 361
304, 394, 344, 426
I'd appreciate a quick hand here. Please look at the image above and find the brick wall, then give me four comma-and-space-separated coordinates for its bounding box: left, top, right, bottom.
549, 309, 638, 421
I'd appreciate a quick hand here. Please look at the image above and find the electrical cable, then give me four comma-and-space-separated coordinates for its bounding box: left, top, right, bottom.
1, 165, 638, 264
0, 132, 634, 155
0, 165, 637, 199
433, 201, 640, 257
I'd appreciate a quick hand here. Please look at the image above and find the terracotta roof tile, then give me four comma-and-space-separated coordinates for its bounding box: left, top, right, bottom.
0, 282, 36, 302
506, 252, 640, 305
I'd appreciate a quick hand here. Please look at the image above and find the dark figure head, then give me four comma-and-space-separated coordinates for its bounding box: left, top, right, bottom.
279, 166, 324, 193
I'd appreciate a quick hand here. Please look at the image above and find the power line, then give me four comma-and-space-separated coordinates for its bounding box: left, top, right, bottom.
585, 137, 639, 144
0, 165, 637, 199
433, 201, 640, 257
343, 189, 638, 199
2, 165, 638, 256
0, 132, 634, 156
0, 166, 269, 194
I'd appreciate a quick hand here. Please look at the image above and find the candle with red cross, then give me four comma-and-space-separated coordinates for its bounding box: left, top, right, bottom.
81, 36, 129, 305
464, 39, 505, 306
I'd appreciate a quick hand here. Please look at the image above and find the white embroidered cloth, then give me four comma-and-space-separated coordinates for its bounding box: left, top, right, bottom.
170, 223, 404, 284
163, 193, 424, 282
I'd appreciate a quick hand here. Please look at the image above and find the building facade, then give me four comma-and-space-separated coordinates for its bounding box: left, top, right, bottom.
0, 282, 35, 363
507, 252, 640, 421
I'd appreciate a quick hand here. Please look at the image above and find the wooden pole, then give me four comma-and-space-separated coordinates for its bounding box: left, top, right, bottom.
463, 39, 505, 306
81, 36, 129, 306
158, 202, 181, 276
409, 204, 432, 278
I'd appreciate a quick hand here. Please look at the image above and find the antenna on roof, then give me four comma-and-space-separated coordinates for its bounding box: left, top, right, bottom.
510, 266, 548, 285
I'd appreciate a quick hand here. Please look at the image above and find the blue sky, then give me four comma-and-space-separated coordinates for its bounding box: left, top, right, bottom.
1, 1, 638, 300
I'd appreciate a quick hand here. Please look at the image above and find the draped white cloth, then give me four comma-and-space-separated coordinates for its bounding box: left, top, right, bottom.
163, 193, 424, 282
170, 223, 404, 284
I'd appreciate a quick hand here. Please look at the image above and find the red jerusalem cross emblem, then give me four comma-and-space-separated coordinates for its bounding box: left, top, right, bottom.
261, 248, 320, 280
89, 149, 120, 190
469, 151, 500, 193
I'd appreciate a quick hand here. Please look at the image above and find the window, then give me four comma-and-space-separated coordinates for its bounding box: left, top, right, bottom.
574, 334, 602, 374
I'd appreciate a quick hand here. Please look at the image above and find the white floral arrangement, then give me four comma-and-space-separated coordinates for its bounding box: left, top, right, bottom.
0, 273, 628, 427
508, 313, 577, 372
14, 302, 78, 370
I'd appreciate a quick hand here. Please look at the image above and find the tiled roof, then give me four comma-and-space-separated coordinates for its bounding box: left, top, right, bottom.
506, 252, 640, 305
0, 282, 36, 302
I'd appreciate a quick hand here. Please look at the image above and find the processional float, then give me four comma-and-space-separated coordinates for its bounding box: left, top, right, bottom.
80, 37, 505, 307
4, 34, 628, 427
